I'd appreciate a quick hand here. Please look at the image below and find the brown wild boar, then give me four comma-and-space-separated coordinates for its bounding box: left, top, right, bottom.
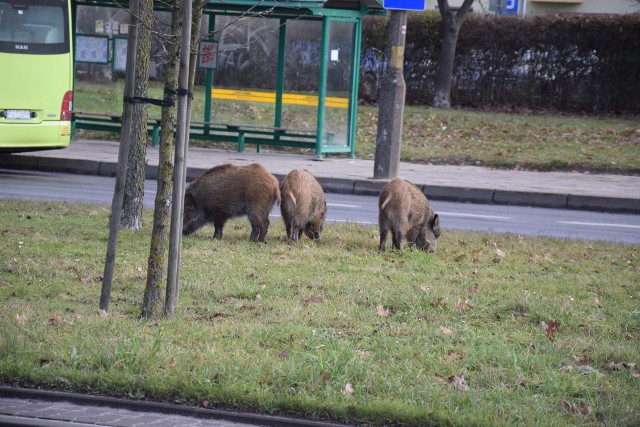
280, 169, 327, 241
182, 163, 280, 242
378, 178, 440, 252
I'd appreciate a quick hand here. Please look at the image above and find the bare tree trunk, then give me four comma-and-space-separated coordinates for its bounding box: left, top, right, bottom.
121, 0, 153, 230
141, 0, 182, 319
433, 0, 475, 109
100, 0, 139, 313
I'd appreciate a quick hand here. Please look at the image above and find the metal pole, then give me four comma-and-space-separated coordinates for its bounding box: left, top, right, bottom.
203, 13, 215, 130
165, 0, 192, 316
274, 17, 286, 128
348, 19, 362, 159
315, 16, 330, 159
100, 0, 139, 312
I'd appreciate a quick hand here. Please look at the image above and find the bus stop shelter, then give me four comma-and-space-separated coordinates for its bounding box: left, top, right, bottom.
71, 0, 385, 157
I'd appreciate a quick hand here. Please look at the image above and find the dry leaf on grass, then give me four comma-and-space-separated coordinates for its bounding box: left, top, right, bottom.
454, 299, 473, 311
441, 326, 453, 335
466, 284, 481, 294
430, 297, 448, 308
448, 375, 469, 391
357, 349, 371, 359
445, 351, 464, 363
376, 304, 390, 317
342, 382, 354, 395
578, 365, 602, 375
15, 314, 27, 325
561, 400, 592, 417
48, 314, 62, 326
605, 362, 636, 372
312, 371, 331, 389
573, 355, 590, 365
539, 321, 559, 341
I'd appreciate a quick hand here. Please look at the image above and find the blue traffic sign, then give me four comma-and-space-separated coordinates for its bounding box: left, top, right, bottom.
505, 0, 518, 14
383, 0, 426, 11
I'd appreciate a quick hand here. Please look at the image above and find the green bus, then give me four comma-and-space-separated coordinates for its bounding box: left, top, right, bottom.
0, 0, 73, 153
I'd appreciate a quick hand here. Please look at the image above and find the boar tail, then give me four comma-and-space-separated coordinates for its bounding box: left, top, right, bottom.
283, 191, 297, 212
275, 186, 282, 207
287, 191, 297, 207
380, 194, 392, 210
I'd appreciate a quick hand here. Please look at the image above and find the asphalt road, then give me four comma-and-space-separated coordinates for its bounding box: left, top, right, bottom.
1, 168, 639, 244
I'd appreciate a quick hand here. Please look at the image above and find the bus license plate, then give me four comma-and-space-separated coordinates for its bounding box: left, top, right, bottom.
6, 110, 31, 120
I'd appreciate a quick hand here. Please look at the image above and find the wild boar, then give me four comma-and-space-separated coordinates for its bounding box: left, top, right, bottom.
378, 178, 440, 252
182, 163, 280, 242
280, 169, 327, 241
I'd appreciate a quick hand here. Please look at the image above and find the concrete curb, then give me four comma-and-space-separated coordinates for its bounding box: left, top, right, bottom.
1, 154, 639, 214
0, 386, 348, 427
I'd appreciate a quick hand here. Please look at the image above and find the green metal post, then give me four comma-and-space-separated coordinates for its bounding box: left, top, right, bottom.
203, 13, 216, 134
347, 18, 361, 159
274, 17, 286, 131
316, 16, 330, 158
237, 132, 245, 152
71, 0, 77, 139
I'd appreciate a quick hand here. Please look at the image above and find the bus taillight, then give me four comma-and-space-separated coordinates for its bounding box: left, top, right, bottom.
60, 91, 73, 120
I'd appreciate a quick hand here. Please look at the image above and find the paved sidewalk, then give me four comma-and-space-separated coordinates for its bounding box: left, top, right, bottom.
1, 139, 639, 213
0, 387, 346, 427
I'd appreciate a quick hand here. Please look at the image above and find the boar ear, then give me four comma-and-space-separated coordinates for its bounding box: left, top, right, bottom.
431, 213, 441, 238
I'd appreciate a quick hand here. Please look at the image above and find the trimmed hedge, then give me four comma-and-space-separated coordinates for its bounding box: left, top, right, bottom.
360, 12, 640, 114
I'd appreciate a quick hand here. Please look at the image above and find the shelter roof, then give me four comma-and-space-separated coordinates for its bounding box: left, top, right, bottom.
73, 0, 386, 17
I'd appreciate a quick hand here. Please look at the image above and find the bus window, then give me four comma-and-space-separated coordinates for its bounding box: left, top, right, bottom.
0, 0, 73, 153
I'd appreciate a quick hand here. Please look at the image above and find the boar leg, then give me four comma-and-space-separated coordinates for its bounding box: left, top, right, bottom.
249, 224, 259, 241
406, 227, 420, 247
391, 229, 404, 251
249, 213, 270, 242
379, 227, 388, 251
290, 221, 302, 242
213, 221, 224, 240
259, 216, 270, 242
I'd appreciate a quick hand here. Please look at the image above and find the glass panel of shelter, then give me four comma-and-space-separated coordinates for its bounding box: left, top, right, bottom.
209, 14, 357, 154
211, 15, 280, 128
281, 19, 320, 134
324, 20, 355, 150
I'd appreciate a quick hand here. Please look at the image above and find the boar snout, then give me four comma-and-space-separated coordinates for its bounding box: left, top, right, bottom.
304, 223, 323, 239
182, 194, 203, 236
415, 212, 440, 253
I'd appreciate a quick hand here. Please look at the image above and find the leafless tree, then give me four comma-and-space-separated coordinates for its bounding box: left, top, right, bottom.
120, 0, 153, 230
433, 0, 475, 108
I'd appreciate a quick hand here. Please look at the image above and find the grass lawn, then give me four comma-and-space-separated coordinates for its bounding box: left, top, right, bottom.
73, 80, 640, 175
1, 200, 638, 426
